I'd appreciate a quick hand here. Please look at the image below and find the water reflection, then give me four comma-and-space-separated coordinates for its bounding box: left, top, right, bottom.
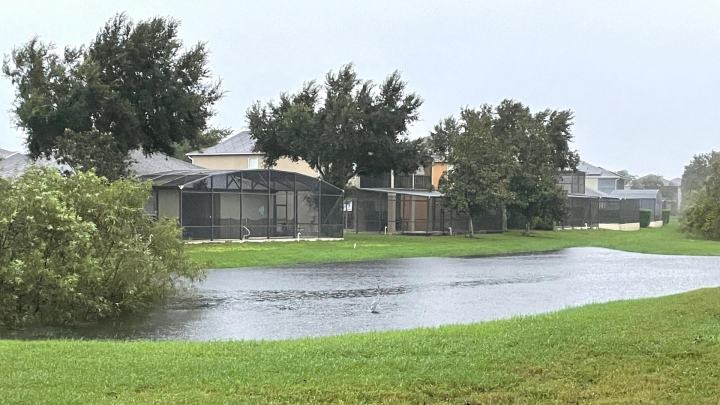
3, 248, 720, 341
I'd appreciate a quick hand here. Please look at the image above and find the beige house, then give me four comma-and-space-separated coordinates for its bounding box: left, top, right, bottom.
187, 131, 318, 177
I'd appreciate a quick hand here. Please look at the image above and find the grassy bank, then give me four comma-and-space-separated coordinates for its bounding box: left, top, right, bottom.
188, 220, 720, 268
1, 288, 719, 403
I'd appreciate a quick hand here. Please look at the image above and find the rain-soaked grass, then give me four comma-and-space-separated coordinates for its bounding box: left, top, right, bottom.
188, 219, 720, 269
2, 287, 719, 404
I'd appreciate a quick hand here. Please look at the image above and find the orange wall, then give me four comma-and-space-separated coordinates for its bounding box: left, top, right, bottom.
432, 162, 449, 188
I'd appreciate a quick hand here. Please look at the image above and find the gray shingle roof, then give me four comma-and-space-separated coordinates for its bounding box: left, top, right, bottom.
0, 148, 17, 159
577, 161, 620, 178
186, 131, 257, 155
0, 150, 200, 178
0, 153, 72, 178
127, 150, 200, 175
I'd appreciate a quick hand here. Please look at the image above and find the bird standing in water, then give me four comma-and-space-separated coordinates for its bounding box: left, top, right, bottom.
369, 281, 381, 313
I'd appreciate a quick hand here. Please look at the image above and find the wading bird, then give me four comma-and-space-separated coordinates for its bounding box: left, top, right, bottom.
369, 281, 381, 314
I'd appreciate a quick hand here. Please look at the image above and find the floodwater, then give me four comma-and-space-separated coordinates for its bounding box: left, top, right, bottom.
4, 248, 720, 341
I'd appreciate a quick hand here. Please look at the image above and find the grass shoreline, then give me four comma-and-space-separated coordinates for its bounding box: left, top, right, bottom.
188, 220, 720, 269
2, 288, 719, 403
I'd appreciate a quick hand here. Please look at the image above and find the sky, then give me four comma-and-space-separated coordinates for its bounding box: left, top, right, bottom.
1, 0, 719, 179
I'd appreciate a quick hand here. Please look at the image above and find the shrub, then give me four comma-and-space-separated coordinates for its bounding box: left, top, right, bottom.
639, 209, 652, 228
681, 160, 720, 241
662, 209, 671, 225
0, 167, 204, 327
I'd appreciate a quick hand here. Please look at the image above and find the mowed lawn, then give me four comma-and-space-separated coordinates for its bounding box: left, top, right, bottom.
188, 220, 720, 268
2, 288, 720, 404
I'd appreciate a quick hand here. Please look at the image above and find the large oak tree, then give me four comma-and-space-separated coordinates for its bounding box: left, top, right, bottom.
3, 13, 223, 180
246, 64, 426, 188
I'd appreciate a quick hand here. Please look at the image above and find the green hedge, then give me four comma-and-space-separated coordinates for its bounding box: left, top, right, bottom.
639, 209, 652, 228
662, 209, 671, 225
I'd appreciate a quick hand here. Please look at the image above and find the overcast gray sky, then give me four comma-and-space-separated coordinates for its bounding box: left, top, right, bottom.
2, 0, 719, 178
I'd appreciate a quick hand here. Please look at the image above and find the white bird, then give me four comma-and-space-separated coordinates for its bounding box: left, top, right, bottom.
369, 281, 381, 314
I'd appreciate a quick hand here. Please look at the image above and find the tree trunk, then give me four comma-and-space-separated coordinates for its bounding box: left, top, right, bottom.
523, 221, 531, 237
468, 215, 474, 238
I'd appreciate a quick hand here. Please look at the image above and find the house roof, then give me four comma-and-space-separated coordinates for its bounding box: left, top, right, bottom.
0, 150, 200, 178
0, 153, 73, 178
186, 131, 257, 156
577, 161, 620, 178
0, 148, 17, 159
127, 150, 200, 175
610, 189, 662, 199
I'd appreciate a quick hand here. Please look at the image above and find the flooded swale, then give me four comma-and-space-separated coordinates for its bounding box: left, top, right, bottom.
3, 247, 720, 341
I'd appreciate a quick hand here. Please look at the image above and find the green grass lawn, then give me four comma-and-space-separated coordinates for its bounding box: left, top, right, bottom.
188, 219, 720, 269
2, 287, 719, 404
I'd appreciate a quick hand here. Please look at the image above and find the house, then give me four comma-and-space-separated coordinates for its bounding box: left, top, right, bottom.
0, 150, 200, 178
577, 161, 624, 195
186, 131, 318, 177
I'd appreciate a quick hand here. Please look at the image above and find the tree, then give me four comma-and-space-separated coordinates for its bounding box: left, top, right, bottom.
682, 151, 720, 201
495, 100, 579, 235
681, 159, 720, 241
3, 13, 223, 179
246, 63, 426, 188
0, 167, 203, 326
171, 127, 233, 162
616, 169, 637, 184
431, 108, 516, 237
631, 174, 665, 190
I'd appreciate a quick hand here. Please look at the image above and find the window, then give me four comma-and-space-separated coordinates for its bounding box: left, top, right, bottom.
248, 157, 259, 169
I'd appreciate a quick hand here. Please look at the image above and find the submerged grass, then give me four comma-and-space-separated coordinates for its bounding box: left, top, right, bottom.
2, 288, 720, 403
188, 219, 720, 269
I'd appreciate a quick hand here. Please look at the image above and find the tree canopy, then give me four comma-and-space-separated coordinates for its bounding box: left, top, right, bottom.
616, 169, 637, 184
430, 100, 579, 235
681, 159, 720, 241
431, 107, 516, 236
3, 13, 223, 180
246, 64, 426, 188
631, 174, 665, 190
681, 151, 720, 201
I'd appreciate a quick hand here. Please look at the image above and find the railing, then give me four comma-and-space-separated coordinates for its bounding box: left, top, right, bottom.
394, 174, 432, 190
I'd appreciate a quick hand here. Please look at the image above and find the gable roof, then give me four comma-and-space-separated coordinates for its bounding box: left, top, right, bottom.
186, 131, 257, 156
127, 150, 200, 175
0, 148, 17, 159
0, 150, 200, 178
577, 161, 620, 178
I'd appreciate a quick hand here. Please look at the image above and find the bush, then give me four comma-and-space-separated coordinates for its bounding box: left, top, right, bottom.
662, 209, 671, 225
681, 160, 720, 241
639, 209, 652, 228
0, 167, 204, 327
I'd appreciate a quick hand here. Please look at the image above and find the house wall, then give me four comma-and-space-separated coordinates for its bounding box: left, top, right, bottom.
585, 178, 598, 191
432, 163, 449, 188
190, 154, 318, 177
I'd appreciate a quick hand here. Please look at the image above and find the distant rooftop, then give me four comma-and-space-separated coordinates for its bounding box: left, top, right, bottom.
577, 161, 620, 178
0, 150, 200, 178
187, 131, 256, 155
0, 148, 17, 159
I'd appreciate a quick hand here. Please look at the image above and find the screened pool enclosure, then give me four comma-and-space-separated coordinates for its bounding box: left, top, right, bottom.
141, 170, 344, 241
